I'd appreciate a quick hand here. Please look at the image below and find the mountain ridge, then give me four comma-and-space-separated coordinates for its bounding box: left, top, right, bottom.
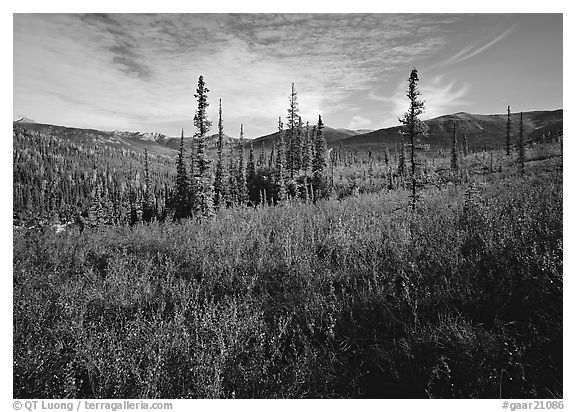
337, 109, 563, 149
13, 109, 562, 156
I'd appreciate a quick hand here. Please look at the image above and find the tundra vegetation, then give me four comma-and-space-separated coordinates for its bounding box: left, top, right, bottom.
13, 71, 563, 398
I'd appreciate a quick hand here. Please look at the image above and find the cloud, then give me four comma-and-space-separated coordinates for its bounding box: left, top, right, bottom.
347, 115, 372, 130
433, 25, 516, 68
369, 74, 470, 126
14, 13, 463, 137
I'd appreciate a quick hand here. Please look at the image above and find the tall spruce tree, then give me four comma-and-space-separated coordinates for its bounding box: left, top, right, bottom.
214, 99, 226, 208
188, 124, 198, 214
462, 133, 469, 157
399, 68, 429, 211
142, 147, 155, 222
287, 83, 299, 179
246, 137, 256, 205
506, 105, 512, 156
276, 117, 287, 203
227, 143, 238, 205
518, 111, 525, 174
312, 114, 327, 198
301, 121, 312, 177
174, 129, 189, 220
451, 121, 459, 174
294, 116, 303, 172
237, 124, 248, 204
193, 75, 214, 217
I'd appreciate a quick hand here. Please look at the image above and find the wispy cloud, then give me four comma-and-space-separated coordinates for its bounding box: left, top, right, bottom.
14, 13, 461, 137
16, 14, 562, 138
433, 25, 516, 68
369, 74, 470, 126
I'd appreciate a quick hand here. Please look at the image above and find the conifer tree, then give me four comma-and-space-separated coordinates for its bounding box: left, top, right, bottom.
399, 68, 429, 211
142, 148, 155, 222
294, 115, 303, 172
451, 121, 459, 174
518, 111, 525, 174
246, 137, 257, 205
214, 99, 226, 208
193, 75, 214, 217
311, 125, 317, 159
275, 117, 287, 203
258, 141, 266, 168
188, 128, 198, 213
268, 142, 275, 169
506, 105, 512, 156
237, 124, 248, 204
174, 129, 189, 220
227, 143, 238, 205
287, 83, 299, 179
462, 133, 469, 157
301, 121, 312, 177
87, 180, 105, 228
312, 114, 327, 198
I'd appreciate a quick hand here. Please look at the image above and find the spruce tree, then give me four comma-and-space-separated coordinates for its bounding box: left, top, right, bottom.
462, 133, 469, 157
258, 141, 266, 168
142, 147, 155, 222
301, 121, 312, 177
246, 137, 256, 205
227, 143, 238, 205
294, 115, 303, 172
518, 111, 525, 174
312, 114, 327, 198
287, 83, 299, 179
451, 121, 459, 174
275, 117, 287, 203
174, 129, 189, 220
506, 105, 512, 156
193, 75, 214, 217
268, 141, 275, 170
237, 124, 248, 204
188, 127, 198, 214
399, 68, 428, 211
214, 99, 226, 208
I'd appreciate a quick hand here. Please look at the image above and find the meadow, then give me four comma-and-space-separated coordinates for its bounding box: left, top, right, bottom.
13, 143, 562, 398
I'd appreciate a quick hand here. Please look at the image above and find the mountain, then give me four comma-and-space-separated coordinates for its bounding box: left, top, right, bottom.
13, 109, 562, 158
336, 128, 374, 135
12, 121, 244, 158
337, 109, 563, 149
13, 121, 179, 156
15, 117, 36, 123
252, 126, 367, 149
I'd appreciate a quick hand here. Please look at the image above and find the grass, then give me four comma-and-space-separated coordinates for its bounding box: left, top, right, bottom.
13, 144, 562, 398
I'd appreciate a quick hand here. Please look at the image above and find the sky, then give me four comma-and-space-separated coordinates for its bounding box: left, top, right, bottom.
13, 13, 563, 138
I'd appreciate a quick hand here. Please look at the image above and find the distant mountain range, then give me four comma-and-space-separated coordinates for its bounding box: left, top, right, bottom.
338, 109, 563, 149
13, 109, 562, 156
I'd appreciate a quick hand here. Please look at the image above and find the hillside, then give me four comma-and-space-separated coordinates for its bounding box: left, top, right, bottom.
252, 126, 366, 149
13, 121, 178, 156
11, 121, 245, 158
13, 109, 562, 159
337, 109, 563, 150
